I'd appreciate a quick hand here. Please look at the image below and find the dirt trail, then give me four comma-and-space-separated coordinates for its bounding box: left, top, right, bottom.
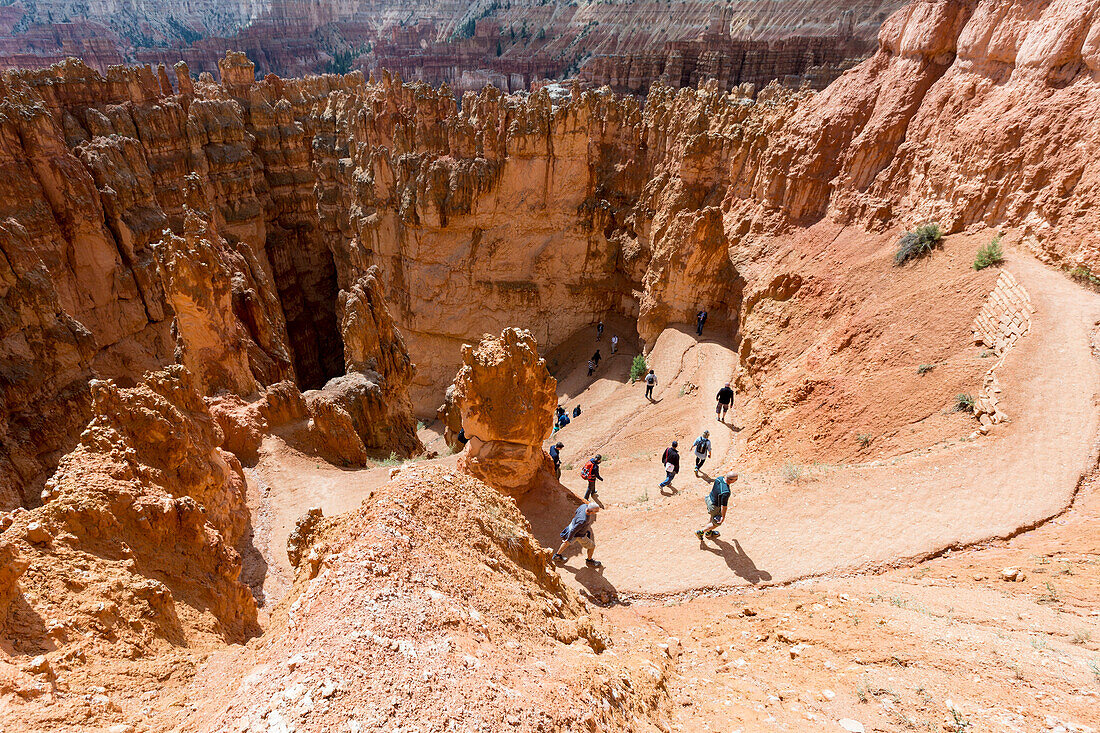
531, 249, 1100, 598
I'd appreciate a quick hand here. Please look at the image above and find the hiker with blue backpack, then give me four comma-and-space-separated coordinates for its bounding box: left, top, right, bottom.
696, 472, 738, 540
693, 430, 712, 474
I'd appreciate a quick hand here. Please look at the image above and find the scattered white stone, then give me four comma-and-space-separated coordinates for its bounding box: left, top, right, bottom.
286, 654, 306, 672
25, 521, 51, 544
108, 725, 135, 733
822, 689, 836, 701
1001, 567, 1024, 582
320, 680, 337, 698
790, 643, 809, 659
838, 719, 865, 733
26, 655, 50, 674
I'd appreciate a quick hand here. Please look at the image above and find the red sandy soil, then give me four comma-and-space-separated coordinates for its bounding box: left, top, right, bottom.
6, 232, 1098, 733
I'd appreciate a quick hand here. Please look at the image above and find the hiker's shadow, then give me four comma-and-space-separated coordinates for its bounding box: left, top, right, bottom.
719, 421, 742, 433
700, 537, 772, 585
560, 556, 623, 606
659, 484, 678, 496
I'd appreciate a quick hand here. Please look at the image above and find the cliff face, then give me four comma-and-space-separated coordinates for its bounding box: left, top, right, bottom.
4, 0, 1100, 496
0, 56, 420, 508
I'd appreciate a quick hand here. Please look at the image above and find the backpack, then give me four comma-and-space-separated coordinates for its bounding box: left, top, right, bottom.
694, 436, 710, 453
581, 460, 595, 480
645, 373, 656, 385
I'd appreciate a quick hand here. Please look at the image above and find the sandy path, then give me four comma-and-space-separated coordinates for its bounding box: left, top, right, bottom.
244, 251, 1100, 603
533, 250, 1100, 598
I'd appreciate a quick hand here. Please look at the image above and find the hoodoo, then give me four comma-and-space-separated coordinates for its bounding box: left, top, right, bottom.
450, 328, 558, 495
0, 1, 1099, 731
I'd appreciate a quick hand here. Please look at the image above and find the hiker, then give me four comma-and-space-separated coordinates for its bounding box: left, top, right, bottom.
587, 358, 596, 376
696, 472, 738, 540
696, 309, 708, 336
715, 382, 734, 422
611, 335, 618, 354
592, 349, 601, 368
693, 430, 712, 474
554, 408, 570, 433
644, 369, 657, 400
456, 428, 469, 446
572, 405, 581, 418
659, 441, 680, 488
581, 454, 603, 500
596, 320, 604, 341
549, 441, 564, 479
553, 503, 601, 567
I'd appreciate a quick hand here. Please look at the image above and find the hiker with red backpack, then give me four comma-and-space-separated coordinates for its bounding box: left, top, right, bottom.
581, 454, 603, 500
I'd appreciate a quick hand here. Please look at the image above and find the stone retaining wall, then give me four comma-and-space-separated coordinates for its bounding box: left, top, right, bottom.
970, 271, 1034, 431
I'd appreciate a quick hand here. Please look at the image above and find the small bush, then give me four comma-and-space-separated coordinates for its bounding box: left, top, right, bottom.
857, 434, 872, 448
917, 364, 934, 375
955, 393, 975, 413
629, 354, 648, 383
372, 451, 402, 467
781, 461, 802, 484
1070, 265, 1100, 287
973, 234, 1004, 270
894, 223, 943, 266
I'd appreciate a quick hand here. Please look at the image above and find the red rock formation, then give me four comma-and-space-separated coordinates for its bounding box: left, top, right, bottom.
0, 366, 258, 667
452, 328, 557, 496
6, 0, 1100, 498
0, 57, 422, 504
0, 0, 905, 94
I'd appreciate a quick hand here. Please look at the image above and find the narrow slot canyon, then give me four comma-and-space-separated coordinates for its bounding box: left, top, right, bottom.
264, 226, 345, 391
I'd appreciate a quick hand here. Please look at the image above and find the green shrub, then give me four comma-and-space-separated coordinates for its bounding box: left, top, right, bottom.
973, 234, 1004, 270
917, 364, 934, 375
781, 460, 802, 484
857, 434, 872, 448
894, 223, 943, 266
1070, 265, 1100, 287
629, 354, 647, 383
955, 393, 975, 413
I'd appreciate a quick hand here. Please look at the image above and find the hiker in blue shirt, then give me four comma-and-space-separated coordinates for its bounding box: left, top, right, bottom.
695, 472, 738, 540
553, 503, 602, 567
549, 441, 564, 479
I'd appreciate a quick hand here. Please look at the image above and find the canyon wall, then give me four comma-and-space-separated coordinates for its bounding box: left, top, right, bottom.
0, 1, 906, 93
0, 56, 421, 508
4, 0, 1100, 496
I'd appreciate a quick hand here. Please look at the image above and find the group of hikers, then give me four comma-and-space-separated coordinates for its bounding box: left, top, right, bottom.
551, 311, 738, 569
587, 321, 619, 377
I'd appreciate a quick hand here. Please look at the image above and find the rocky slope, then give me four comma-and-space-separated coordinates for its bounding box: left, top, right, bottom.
0, 365, 258, 723
150, 465, 675, 733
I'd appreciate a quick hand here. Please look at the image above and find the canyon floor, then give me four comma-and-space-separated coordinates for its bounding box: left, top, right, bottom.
193, 242, 1100, 733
